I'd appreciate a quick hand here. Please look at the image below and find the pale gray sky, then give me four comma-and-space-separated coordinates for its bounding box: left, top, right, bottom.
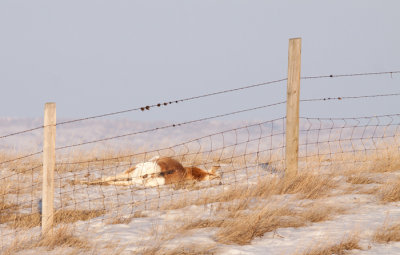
0, 1, 399, 121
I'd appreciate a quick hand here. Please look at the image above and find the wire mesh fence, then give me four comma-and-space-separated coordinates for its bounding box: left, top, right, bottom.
1, 113, 399, 251
0, 70, 399, 253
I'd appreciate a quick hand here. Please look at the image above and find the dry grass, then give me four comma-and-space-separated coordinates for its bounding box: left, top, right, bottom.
373, 220, 400, 243
301, 142, 400, 177
298, 203, 346, 223
297, 234, 361, 255
216, 206, 300, 245
346, 175, 377, 185
182, 201, 343, 230
365, 147, 400, 173
180, 219, 225, 231
2, 225, 90, 255
0, 149, 139, 175
37, 225, 90, 249
0, 199, 19, 213
0, 209, 105, 229
139, 244, 217, 255
0, 212, 41, 229
377, 177, 400, 203
163, 172, 338, 211
272, 173, 338, 199
0, 151, 42, 175
214, 202, 345, 245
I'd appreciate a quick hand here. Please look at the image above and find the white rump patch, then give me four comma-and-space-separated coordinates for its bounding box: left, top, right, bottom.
129, 162, 161, 178
99, 161, 165, 187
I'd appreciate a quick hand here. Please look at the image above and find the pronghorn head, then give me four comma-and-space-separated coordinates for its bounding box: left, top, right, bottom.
206, 165, 221, 180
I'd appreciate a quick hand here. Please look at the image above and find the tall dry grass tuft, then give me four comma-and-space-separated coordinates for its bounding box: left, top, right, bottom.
0, 209, 105, 229
365, 145, 400, 173
215, 202, 345, 245
0, 212, 41, 229
2, 225, 90, 255
37, 225, 90, 250
0, 198, 18, 213
378, 177, 400, 203
215, 206, 300, 245
346, 175, 376, 185
139, 244, 217, 255
373, 220, 400, 243
274, 173, 338, 199
180, 219, 225, 231
298, 203, 346, 223
297, 234, 361, 255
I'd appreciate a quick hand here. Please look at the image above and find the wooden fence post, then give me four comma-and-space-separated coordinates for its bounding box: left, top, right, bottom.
42, 102, 56, 235
285, 38, 301, 178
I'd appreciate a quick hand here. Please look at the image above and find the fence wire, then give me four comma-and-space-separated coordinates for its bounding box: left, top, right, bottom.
3, 89, 397, 166
1, 69, 398, 141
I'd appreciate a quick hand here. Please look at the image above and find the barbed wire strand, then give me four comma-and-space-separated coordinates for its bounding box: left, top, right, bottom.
0, 151, 43, 165
54, 91, 400, 151
300, 92, 400, 103
0, 101, 286, 165
0, 126, 45, 140
1, 70, 399, 140
301, 70, 400, 80
0, 78, 285, 140
55, 101, 287, 151
56, 78, 288, 126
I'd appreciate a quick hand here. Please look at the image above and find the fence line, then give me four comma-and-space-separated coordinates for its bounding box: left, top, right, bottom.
55, 118, 285, 165
3, 113, 399, 248
1, 91, 399, 166
52, 92, 400, 152
54, 101, 288, 151
0, 151, 43, 165
1, 70, 398, 141
56, 78, 288, 125
0, 78, 287, 140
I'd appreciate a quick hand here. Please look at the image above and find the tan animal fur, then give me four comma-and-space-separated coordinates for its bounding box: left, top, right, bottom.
82, 157, 220, 187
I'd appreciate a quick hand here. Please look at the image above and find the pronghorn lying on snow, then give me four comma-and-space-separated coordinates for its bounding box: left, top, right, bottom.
82, 156, 220, 187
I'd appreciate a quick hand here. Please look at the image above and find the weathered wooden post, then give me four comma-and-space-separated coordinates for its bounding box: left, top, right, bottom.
285, 38, 301, 177
42, 102, 56, 235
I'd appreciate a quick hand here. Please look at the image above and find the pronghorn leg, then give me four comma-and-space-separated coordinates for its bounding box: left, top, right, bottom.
124, 166, 137, 175
100, 166, 136, 182
79, 166, 138, 185
76, 166, 139, 185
